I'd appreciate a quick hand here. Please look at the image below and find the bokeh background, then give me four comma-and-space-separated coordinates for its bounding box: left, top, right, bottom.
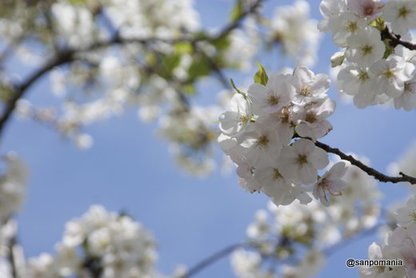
2, 0, 414, 277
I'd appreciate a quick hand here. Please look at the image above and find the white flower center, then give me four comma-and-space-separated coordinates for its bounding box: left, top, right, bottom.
296, 154, 308, 165
267, 95, 280, 106
257, 135, 270, 147
361, 45, 373, 56
398, 6, 410, 18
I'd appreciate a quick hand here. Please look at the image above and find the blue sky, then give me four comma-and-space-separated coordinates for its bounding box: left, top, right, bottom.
1, 0, 415, 277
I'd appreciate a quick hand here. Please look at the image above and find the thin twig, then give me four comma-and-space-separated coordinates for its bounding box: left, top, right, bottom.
323, 223, 383, 257
193, 46, 231, 90
0, 49, 74, 137
7, 235, 18, 278
315, 141, 416, 184
213, 0, 264, 41
179, 243, 246, 278
179, 221, 383, 278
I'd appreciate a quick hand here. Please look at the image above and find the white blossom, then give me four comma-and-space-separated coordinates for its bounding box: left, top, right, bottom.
326, 12, 368, 47
345, 29, 385, 67
370, 55, 415, 98
0, 153, 27, 222
395, 196, 416, 228
337, 64, 380, 108
248, 73, 293, 116
218, 67, 334, 206
360, 242, 405, 277
294, 98, 335, 140
231, 249, 270, 278
278, 139, 328, 185
346, 0, 383, 19
270, 0, 322, 66
291, 66, 330, 106
219, 93, 253, 137
388, 140, 416, 178
313, 161, 347, 206
27, 205, 161, 278
383, 0, 416, 35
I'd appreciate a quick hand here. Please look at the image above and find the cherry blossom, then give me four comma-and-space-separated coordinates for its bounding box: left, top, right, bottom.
218, 66, 338, 206
313, 161, 347, 206
383, 0, 416, 35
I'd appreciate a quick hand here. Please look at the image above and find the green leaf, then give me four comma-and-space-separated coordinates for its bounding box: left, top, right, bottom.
145, 53, 157, 67
183, 84, 196, 95
230, 0, 244, 22
0, 85, 11, 102
383, 44, 394, 59
163, 53, 181, 72
230, 79, 245, 96
193, 31, 209, 41
188, 57, 211, 80
369, 17, 385, 31
175, 42, 193, 54
211, 36, 231, 51
330, 52, 345, 67
253, 63, 268, 85
69, 0, 87, 5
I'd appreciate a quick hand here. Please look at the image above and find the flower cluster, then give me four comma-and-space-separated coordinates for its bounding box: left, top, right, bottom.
0, 153, 27, 222
6, 0, 262, 176
269, 0, 321, 66
1, 0, 326, 177
231, 200, 328, 278
0, 153, 27, 277
218, 66, 348, 206
158, 104, 220, 176
231, 166, 380, 278
319, 0, 416, 110
361, 195, 416, 277
26, 205, 161, 278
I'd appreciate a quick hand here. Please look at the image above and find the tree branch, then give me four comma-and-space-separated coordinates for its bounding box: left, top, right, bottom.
193, 46, 232, 90
178, 243, 245, 278
323, 223, 383, 257
213, 0, 264, 41
178, 221, 383, 278
0, 0, 264, 140
380, 26, 416, 50
7, 235, 18, 278
0, 49, 74, 138
315, 141, 416, 184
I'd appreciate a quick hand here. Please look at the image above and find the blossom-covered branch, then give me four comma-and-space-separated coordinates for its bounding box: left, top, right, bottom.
321, 0, 416, 110
230, 198, 382, 277
315, 141, 416, 184
0, 0, 264, 141
0, 49, 74, 138
183, 195, 381, 278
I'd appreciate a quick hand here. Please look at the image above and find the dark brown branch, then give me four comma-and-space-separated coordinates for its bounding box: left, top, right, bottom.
315, 141, 416, 184
0, 49, 74, 137
380, 26, 416, 50
0, 38, 187, 137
